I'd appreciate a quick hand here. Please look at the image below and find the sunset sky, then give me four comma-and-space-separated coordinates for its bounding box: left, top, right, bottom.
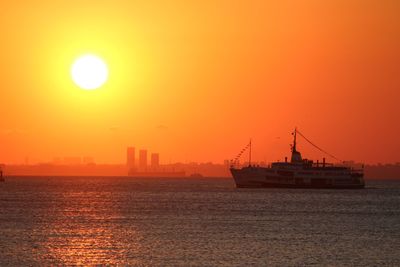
0, 1, 399, 164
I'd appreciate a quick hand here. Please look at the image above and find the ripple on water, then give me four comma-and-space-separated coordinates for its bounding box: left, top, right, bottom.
0, 177, 399, 266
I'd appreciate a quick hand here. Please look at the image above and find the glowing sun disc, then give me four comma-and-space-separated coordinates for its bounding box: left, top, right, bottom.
71, 55, 108, 90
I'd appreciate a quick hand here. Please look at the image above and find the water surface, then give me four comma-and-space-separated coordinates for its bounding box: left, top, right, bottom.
0, 177, 399, 266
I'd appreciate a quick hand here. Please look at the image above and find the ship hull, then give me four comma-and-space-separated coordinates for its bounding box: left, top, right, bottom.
231, 167, 365, 189
235, 182, 364, 189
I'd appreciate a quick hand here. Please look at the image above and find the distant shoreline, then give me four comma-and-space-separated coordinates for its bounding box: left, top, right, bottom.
2, 175, 400, 180
2, 163, 400, 179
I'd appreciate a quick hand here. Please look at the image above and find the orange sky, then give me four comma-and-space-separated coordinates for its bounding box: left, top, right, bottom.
0, 0, 399, 165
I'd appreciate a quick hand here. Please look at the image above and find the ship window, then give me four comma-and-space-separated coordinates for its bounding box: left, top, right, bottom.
277, 170, 294, 177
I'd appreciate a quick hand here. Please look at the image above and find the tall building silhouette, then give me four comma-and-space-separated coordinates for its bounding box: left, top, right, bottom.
126, 147, 135, 168
151, 153, 159, 170
139, 149, 147, 171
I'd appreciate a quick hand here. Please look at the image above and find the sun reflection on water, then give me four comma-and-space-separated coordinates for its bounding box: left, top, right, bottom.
41, 189, 143, 265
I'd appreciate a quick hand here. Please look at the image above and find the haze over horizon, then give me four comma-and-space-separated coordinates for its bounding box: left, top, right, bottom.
1, 1, 399, 165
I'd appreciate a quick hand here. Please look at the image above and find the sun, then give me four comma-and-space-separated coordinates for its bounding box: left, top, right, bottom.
71, 55, 108, 90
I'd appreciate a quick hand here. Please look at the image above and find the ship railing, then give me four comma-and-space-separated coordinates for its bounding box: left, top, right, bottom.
230, 162, 270, 169
311, 162, 334, 168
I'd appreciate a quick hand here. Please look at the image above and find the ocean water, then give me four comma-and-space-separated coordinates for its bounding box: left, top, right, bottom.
0, 177, 399, 266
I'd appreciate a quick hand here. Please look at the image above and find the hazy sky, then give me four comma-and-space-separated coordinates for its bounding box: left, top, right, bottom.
0, 0, 399, 164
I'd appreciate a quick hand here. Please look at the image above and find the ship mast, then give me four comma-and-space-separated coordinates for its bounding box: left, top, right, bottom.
292, 127, 297, 153
291, 127, 303, 163
249, 139, 252, 166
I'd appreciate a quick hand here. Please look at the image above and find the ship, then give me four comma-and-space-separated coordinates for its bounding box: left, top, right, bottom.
230, 128, 365, 189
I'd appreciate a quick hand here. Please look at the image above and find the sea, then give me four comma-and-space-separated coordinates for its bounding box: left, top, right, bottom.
0, 177, 399, 266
